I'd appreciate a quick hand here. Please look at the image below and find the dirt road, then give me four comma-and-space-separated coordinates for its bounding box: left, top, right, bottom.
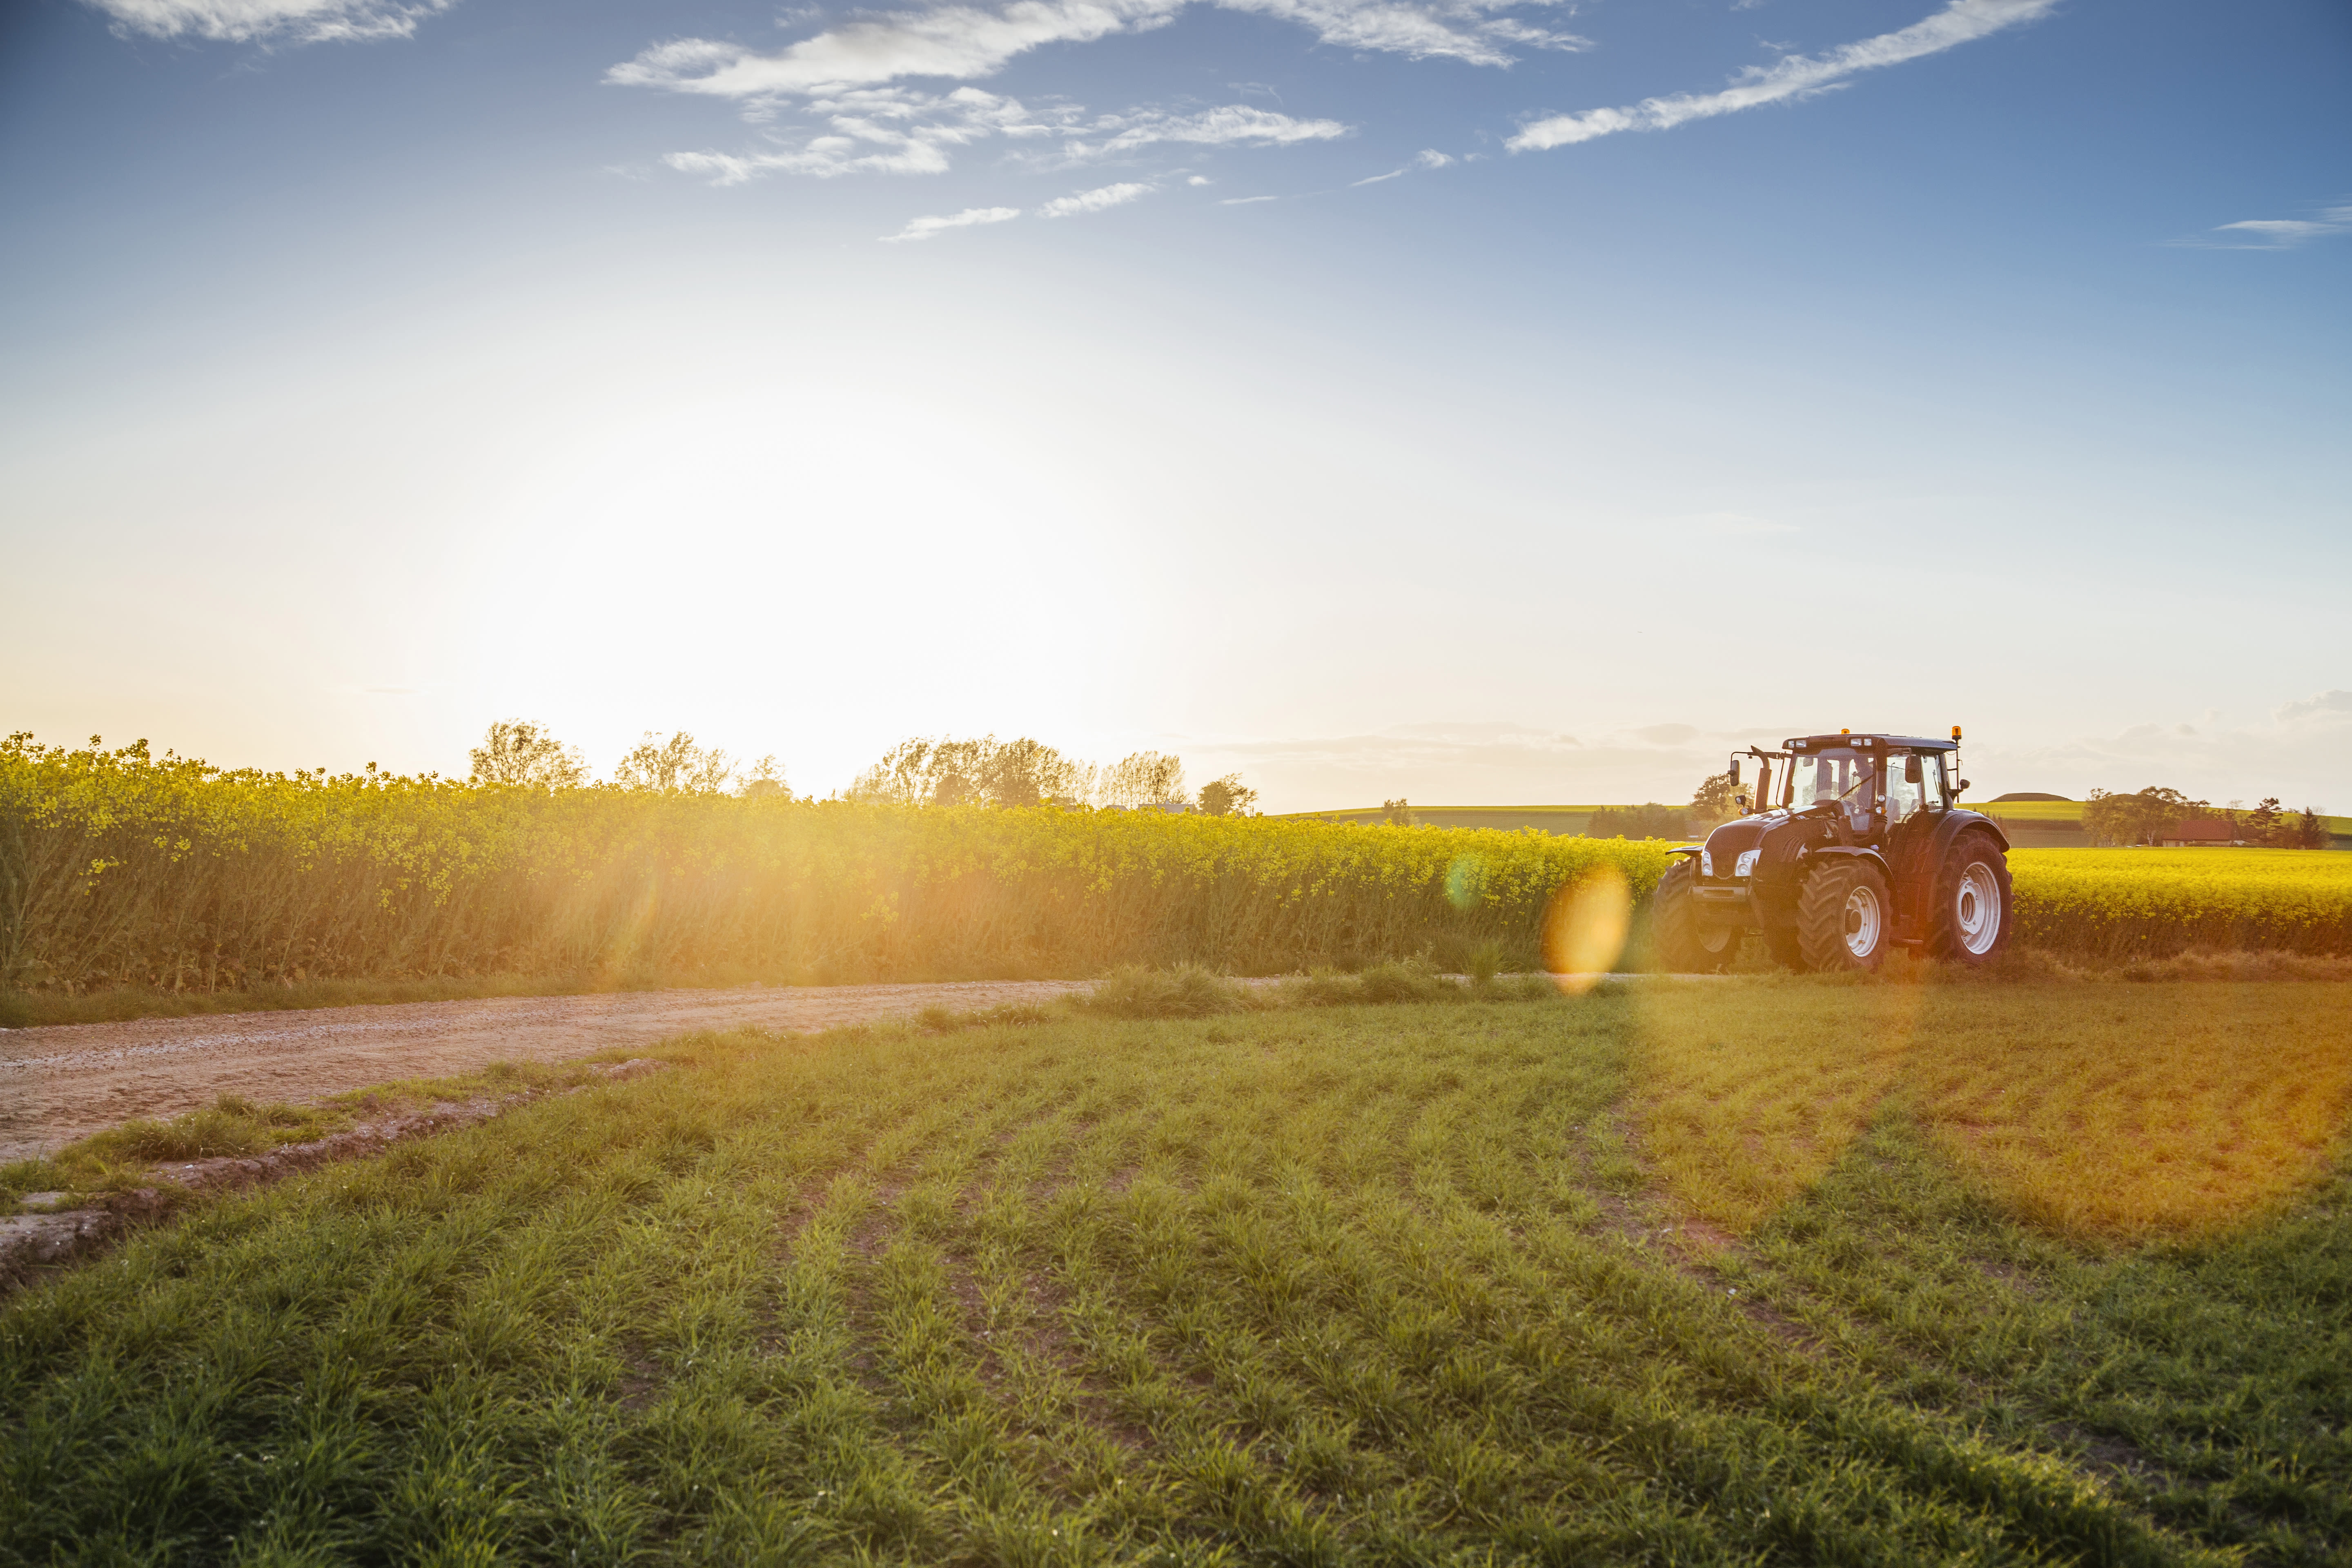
0, 981, 1091, 1165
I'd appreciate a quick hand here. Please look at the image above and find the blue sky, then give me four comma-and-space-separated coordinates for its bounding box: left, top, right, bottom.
2, 0, 2347, 810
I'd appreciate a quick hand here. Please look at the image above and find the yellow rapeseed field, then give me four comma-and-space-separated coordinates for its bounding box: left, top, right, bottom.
1633, 980, 2352, 1237
2009, 847, 2352, 959
7, 736, 2349, 1000
0, 735, 1667, 993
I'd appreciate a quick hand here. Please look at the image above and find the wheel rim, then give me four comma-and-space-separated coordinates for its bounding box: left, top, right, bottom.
1699, 925, 1733, 955
1955, 861, 2002, 954
1843, 883, 1883, 958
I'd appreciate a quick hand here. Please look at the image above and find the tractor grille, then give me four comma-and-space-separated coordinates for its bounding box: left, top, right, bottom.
1702, 821, 1765, 880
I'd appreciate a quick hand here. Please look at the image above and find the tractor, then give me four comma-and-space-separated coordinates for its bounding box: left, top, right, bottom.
1651, 728, 2012, 973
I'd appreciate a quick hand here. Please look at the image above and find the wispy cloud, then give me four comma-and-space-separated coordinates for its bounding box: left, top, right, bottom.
664, 87, 1071, 182
1060, 105, 1350, 158
81, 0, 454, 43
1039, 180, 1154, 216
2174, 204, 2352, 251
881, 205, 1022, 241
612, 0, 1580, 107
610, 0, 1182, 99
1216, 0, 1585, 66
1508, 0, 2055, 153
1220, 194, 1281, 205
665, 94, 1346, 184
1352, 147, 1453, 185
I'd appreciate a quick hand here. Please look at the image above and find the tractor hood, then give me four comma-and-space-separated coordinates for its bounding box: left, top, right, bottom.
1702, 815, 1772, 860
1699, 810, 1820, 882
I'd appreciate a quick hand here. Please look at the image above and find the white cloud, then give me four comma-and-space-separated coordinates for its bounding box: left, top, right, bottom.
1216, 0, 1585, 66
1065, 105, 1351, 156
81, 0, 453, 43
1962, 694, 2352, 810
1508, 0, 2055, 153
881, 205, 1022, 241
612, 0, 1581, 105
2177, 205, 2352, 251
1220, 194, 1280, 205
1352, 147, 1454, 184
610, 0, 1183, 98
1187, 174, 1213, 185
663, 87, 1067, 182
1038, 180, 1154, 216
666, 96, 1348, 183
2278, 690, 2352, 727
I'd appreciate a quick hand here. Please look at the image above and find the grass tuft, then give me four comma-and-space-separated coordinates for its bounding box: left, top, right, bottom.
1080, 965, 1252, 1018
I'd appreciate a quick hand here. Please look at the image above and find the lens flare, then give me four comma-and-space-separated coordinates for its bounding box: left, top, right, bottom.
1628, 979, 2352, 1238
1443, 855, 1485, 911
1542, 865, 1631, 993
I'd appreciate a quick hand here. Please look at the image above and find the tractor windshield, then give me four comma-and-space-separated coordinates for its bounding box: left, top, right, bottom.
1785, 748, 1875, 822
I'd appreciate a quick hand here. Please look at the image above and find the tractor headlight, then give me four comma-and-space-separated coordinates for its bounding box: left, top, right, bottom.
1700, 850, 1714, 877
1735, 849, 1762, 879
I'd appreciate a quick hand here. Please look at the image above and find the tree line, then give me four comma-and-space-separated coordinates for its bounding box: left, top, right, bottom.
2082, 787, 2329, 849
466, 721, 1258, 816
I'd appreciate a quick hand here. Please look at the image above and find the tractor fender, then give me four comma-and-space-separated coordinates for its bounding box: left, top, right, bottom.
1666, 844, 1704, 859
1801, 844, 1892, 883
1931, 809, 2008, 857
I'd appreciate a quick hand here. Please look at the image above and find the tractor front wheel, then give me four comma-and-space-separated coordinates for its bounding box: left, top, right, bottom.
1652, 859, 1737, 973
1797, 858, 1892, 973
1925, 830, 2013, 966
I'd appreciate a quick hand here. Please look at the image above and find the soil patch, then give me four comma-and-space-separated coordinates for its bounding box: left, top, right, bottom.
0, 980, 1091, 1165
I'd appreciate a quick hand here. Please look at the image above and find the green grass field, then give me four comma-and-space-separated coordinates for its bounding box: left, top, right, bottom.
6, 979, 2349, 1566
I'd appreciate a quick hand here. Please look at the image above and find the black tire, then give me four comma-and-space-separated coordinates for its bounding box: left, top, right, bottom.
1797, 858, 1892, 973
1924, 829, 2013, 966
1652, 859, 1737, 973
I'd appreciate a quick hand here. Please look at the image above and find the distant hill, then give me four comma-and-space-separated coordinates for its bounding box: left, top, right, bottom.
1990, 792, 2068, 802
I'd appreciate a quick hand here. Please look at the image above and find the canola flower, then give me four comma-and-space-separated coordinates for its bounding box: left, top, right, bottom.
6, 736, 2347, 996
2008, 847, 2352, 959
0, 735, 1667, 993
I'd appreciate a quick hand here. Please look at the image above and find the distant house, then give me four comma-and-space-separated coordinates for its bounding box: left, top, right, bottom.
2160, 818, 2238, 847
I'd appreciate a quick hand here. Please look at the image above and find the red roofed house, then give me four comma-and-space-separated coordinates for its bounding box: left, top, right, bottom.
2160, 818, 2239, 847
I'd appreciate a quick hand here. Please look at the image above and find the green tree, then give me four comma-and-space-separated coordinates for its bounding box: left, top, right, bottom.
2291, 808, 2328, 850
2082, 786, 2208, 846
737, 755, 790, 800
468, 720, 587, 789
1097, 751, 1187, 809
1198, 774, 1259, 817
613, 732, 735, 793
1381, 798, 1414, 826
1690, 770, 1740, 824
845, 736, 1093, 808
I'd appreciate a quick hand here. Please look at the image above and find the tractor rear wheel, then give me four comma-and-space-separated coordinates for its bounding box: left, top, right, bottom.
1797, 858, 1892, 972
1925, 829, 2013, 966
1651, 859, 1737, 973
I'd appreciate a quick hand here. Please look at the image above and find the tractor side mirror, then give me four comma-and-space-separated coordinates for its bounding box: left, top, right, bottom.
1957, 779, 1971, 794
1904, 755, 1923, 784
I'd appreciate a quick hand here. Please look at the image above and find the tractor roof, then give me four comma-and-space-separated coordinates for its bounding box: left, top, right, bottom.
1784, 733, 1960, 753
